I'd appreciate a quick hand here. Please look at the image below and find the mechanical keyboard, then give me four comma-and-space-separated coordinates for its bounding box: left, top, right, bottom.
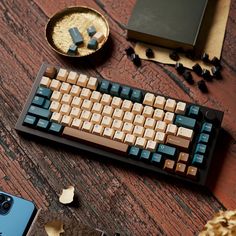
15, 63, 224, 186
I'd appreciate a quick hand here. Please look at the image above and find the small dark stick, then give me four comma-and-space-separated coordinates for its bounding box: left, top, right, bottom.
202, 69, 212, 81
169, 50, 180, 61
211, 57, 221, 67
201, 53, 209, 63
131, 53, 141, 67
211, 66, 221, 79
197, 80, 208, 93
175, 62, 185, 74
183, 71, 194, 84
68, 27, 83, 46
192, 63, 202, 76
146, 48, 154, 58
125, 46, 135, 56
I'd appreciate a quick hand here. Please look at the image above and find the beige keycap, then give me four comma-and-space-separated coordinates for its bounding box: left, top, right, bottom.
71, 118, 83, 129
50, 101, 61, 112
175, 102, 187, 114
133, 125, 145, 136
60, 104, 71, 115
70, 107, 81, 118
61, 94, 73, 104
132, 103, 143, 114
87, 77, 98, 90
92, 124, 104, 135
93, 32, 105, 43
50, 79, 61, 91
166, 124, 178, 135
133, 114, 145, 126
154, 132, 166, 143
164, 112, 175, 124
122, 100, 133, 111
143, 106, 154, 117
154, 96, 166, 109
103, 127, 115, 139
123, 112, 134, 123
102, 105, 114, 116
51, 112, 62, 123
153, 109, 165, 120
101, 116, 112, 127
113, 130, 125, 142
101, 94, 112, 105
144, 118, 156, 129
56, 68, 68, 82
155, 121, 167, 132
146, 140, 157, 152
164, 99, 177, 112
51, 91, 62, 101
61, 115, 73, 126
82, 121, 93, 132
91, 113, 102, 124
111, 97, 122, 108
77, 74, 88, 87
144, 129, 155, 140
177, 127, 194, 140
112, 120, 123, 131
71, 97, 83, 108
143, 93, 155, 106
122, 122, 134, 134
60, 82, 71, 94
91, 102, 103, 113
113, 108, 124, 120
135, 137, 147, 149
67, 71, 78, 84
90, 91, 102, 102
80, 110, 92, 121
40, 76, 51, 87
81, 99, 93, 111
80, 88, 92, 99
124, 134, 136, 145
70, 85, 81, 96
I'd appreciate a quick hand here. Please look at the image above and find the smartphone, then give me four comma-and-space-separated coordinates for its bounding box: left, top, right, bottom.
0, 191, 37, 236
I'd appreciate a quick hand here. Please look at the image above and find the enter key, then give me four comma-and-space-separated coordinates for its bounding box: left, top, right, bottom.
166, 135, 190, 150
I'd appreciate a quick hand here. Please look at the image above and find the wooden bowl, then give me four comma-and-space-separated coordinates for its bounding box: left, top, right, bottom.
45, 6, 110, 57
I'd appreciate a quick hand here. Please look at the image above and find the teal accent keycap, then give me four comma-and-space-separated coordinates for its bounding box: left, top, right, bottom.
140, 150, 151, 161
120, 86, 131, 99
99, 80, 110, 93
175, 115, 196, 129
131, 89, 142, 102
36, 87, 52, 98
192, 154, 204, 166
110, 83, 121, 96
129, 146, 140, 158
23, 115, 37, 126
198, 133, 210, 144
49, 123, 63, 134
195, 144, 207, 154
87, 38, 98, 50
157, 144, 176, 157
36, 119, 50, 129
32, 96, 45, 106
151, 153, 162, 165
28, 105, 52, 119
201, 122, 213, 133
188, 105, 200, 118
43, 99, 51, 109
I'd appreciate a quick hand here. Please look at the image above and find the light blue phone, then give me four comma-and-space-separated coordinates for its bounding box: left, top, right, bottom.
0, 191, 36, 236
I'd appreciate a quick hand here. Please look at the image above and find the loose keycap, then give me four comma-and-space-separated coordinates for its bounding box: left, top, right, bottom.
69, 27, 83, 45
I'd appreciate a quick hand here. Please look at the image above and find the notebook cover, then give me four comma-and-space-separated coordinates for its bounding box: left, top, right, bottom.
127, 0, 208, 50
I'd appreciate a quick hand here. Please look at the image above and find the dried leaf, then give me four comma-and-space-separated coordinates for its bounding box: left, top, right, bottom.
59, 186, 75, 204
45, 220, 64, 236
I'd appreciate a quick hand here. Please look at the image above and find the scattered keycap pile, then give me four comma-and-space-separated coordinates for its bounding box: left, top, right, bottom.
67, 26, 105, 55
199, 210, 236, 236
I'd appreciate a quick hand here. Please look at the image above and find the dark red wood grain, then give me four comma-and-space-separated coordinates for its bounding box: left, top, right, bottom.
0, 0, 235, 235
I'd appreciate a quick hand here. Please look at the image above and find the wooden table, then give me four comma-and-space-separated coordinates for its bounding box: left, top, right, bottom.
0, 0, 235, 235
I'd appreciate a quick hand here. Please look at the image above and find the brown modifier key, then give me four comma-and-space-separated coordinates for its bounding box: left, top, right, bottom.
44, 66, 57, 78
62, 127, 129, 155
166, 135, 190, 150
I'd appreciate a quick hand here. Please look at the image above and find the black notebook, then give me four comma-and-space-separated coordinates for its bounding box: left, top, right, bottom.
127, 0, 208, 50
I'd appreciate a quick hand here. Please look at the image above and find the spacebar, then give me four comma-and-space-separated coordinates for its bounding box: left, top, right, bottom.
62, 127, 129, 155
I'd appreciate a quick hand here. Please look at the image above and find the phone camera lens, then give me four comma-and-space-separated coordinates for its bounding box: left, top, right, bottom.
2, 201, 11, 211
0, 195, 5, 204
